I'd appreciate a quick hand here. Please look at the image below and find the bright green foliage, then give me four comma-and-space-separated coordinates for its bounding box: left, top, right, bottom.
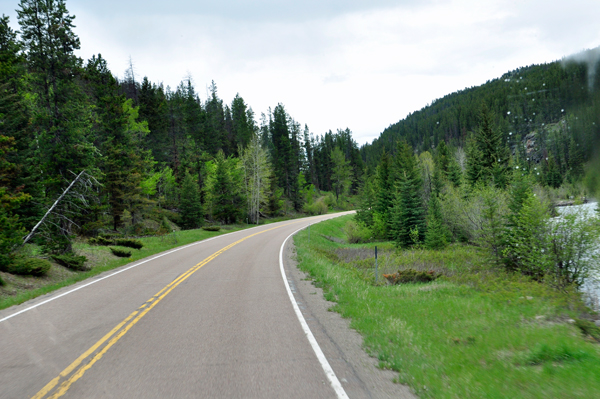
391, 141, 425, 247
240, 136, 270, 223
502, 192, 550, 278
179, 172, 203, 229
547, 207, 600, 287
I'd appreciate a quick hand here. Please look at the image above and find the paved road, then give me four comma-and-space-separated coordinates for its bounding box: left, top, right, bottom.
1, 213, 359, 398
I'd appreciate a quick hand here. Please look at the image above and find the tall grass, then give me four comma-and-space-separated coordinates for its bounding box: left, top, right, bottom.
294, 215, 600, 399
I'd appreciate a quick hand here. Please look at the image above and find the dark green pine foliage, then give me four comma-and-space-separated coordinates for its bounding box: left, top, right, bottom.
0, 15, 42, 230
391, 141, 426, 247
231, 94, 254, 151
434, 140, 461, 187
84, 55, 150, 231
212, 151, 243, 224
424, 193, 449, 250
179, 172, 203, 229
204, 81, 228, 155
138, 77, 170, 165
374, 151, 394, 238
269, 104, 301, 209
544, 154, 562, 188
17, 0, 97, 195
466, 105, 510, 188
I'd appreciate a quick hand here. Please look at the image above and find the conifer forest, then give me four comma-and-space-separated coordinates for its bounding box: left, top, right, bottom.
1, 0, 600, 292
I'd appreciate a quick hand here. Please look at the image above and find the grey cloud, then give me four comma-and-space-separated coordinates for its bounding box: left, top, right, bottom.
562, 47, 600, 90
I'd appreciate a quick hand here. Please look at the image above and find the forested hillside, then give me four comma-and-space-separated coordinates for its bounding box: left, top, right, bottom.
360, 50, 600, 187
0, 0, 363, 270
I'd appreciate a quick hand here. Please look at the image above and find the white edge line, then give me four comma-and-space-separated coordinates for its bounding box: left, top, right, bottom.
0, 223, 270, 324
279, 224, 350, 399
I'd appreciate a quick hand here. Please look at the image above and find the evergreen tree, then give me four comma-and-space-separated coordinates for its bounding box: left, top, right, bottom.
179, 172, 203, 229
424, 193, 449, 250
0, 15, 41, 229
465, 105, 510, 188
372, 151, 393, 238
85, 55, 151, 231
212, 151, 243, 224
330, 147, 352, 201
17, 0, 97, 195
391, 141, 426, 247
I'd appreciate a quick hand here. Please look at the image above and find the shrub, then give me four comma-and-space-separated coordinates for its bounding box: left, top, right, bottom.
110, 247, 132, 258
0, 274, 4, 286
383, 268, 440, 284
343, 220, 372, 244
51, 253, 88, 271
6, 258, 52, 276
202, 225, 220, 232
303, 198, 328, 215
114, 238, 143, 249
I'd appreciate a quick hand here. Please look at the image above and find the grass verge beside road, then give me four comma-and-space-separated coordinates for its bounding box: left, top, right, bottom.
0, 224, 254, 311
294, 214, 600, 399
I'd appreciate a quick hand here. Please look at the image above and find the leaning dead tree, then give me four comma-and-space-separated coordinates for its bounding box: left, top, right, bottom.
22, 170, 101, 251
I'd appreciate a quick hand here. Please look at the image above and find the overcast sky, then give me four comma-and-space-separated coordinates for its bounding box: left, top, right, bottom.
2, 0, 600, 145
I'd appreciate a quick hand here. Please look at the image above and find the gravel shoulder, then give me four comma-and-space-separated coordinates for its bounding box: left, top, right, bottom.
283, 240, 417, 399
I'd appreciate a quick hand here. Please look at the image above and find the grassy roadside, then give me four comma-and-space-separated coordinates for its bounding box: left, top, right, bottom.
0, 222, 263, 311
294, 214, 600, 398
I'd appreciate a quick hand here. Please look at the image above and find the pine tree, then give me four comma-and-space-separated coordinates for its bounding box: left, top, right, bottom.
85, 55, 151, 231
179, 172, 203, 229
391, 141, 426, 247
0, 15, 41, 230
465, 105, 510, 188
212, 151, 243, 224
424, 193, 448, 250
330, 147, 352, 201
17, 0, 97, 195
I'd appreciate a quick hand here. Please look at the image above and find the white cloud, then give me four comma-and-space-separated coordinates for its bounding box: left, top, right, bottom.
2, 0, 599, 145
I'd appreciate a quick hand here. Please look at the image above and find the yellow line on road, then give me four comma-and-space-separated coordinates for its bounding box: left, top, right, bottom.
32, 222, 295, 399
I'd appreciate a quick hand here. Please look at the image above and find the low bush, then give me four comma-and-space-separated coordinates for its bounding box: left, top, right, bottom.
51, 253, 88, 271
303, 198, 328, 215
343, 220, 372, 243
0, 274, 4, 286
109, 247, 132, 258
383, 268, 440, 284
6, 258, 52, 276
114, 238, 144, 249
202, 225, 220, 232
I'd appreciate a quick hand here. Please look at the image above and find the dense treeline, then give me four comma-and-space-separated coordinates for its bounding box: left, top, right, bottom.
354, 99, 600, 288
0, 0, 363, 270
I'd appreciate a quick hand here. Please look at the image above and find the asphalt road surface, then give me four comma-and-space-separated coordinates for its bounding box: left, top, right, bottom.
0, 213, 415, 399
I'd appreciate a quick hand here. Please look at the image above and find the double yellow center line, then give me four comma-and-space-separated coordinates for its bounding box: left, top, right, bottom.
32, 223, 291, 399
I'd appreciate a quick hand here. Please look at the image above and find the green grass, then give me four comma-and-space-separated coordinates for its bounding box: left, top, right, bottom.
294, 215, 600, 399
0, 224, 256, 311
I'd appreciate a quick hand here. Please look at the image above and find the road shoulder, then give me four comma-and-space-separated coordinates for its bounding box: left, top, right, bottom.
283, 240, 417, 399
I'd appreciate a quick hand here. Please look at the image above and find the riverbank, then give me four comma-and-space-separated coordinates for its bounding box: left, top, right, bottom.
294, 214, 600, 398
